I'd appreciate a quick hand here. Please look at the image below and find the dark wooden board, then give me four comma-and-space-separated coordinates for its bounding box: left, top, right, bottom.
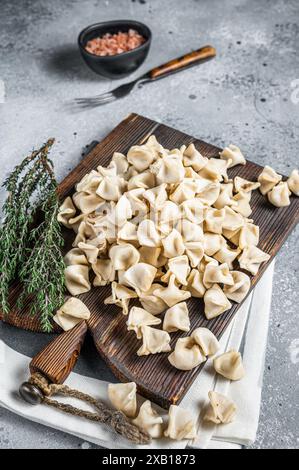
1, 113, 299, 409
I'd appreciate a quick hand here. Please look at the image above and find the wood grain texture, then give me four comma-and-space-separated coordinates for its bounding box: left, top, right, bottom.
1, 114, 299, 408
30, 320, 87, 384
149, 45, 216, 79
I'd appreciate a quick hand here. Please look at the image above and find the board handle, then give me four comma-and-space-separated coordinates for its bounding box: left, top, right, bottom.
149, 45, 216, 80
19, 321, 87, 404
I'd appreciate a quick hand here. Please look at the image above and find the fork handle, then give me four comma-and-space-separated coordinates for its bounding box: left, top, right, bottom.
149, 45, 216, 80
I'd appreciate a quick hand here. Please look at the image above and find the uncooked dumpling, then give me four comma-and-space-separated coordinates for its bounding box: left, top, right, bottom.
64, 265, 91, 296
139, 283, 168, 314
137, 219, 162, 247
220, 144, 246, 168
162, 255, 190, 286
184, 269, 206, 298
204, 284, 232, 319
77, 241, 99, 264
127, 143, 156, 172
127, 170, 156, 191
117, 221, 138, 243
196, 181, 220, 206
184, 241, 205, 268
238, 245, 270, 275
191, 327, 220, 356
203, 263, 234, 288
222, 206, 245, 231
104, 282, 137, 315
109, 243, 140, 270
168, 337, 206, 371
127, 306, 161, 339
125, 188, 148, 216
204, 208, 225, 234
204, 391, 237, 424
73, 191, 103, 214
213, 350, 245, 381
64, 248, 88, 267
199, 158, 229, 182
234, 176, 260, 193
287, 169, 299, 196
152, 153, 185, 185
132, 400, 163, 438
204, 233, 225, 256
143, 184, 168, 210
153, 274, 191, 307
112, 152, 129, 175
163, 302, 190, 333
108, 382, 137, 418
57, 196, 76, 227
213, 183, 236, 209
258, 165, 282, 195
53, 297, 91, 331
223, 270, 251, 303
181, 198, 205, 224
268, 181, 291, 207
124, 263, 157, 293
137, 326, 171, 356
213, 243, 241, 269
139, 246, 166, 268
232, 191, 252, 217
169, 180, 197, 204
177, 219, 204, 243
183, 143, 208, 171
164, 405, 197, 440
96, 175, 125, 201
162, 229, 185, 258
92, 259, 115, 286
238, 223, 259, 249
76, 170, 102, 194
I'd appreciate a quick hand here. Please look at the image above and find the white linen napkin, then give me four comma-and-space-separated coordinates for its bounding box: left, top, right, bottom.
0, 261, 274, 449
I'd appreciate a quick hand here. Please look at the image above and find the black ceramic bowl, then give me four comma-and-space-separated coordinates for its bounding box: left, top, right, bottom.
78, 20, 152, 79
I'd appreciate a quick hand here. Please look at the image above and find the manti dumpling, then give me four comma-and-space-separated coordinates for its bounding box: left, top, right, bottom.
196, 180, 220, 206
143, 184, 168, 210
73, 191, 103, 214
152, 153, 185, 185
92, 259, 115, 286
220, 144, 246, 168
164, 405, 197, 440
57, 196, 76, 227
213, 349, 245, 381
138, 283, 168, 314
191, 327, 220, 356
168, 337, 206, 370
104, 281, 137, 315
204, 284, 232, 319
153, 274, 191, 307
204, 233, 226, 256
184, 269, 206, 298
161, 255, 190, 286
137, 219, 162, 247
232, 191, 252, 218
64, 248, 88, 267
77, 241, 99, 264
163, 302, 190, 333
258, 165, 282, 195
53, 297, 91, 331
125, 188, 148, 216
287, 169, 299, 196
132, 400, 164, 438
126, 306, 161, 339
198, 158, 230, 182
238, 223, 259, 249
222, 206, 245, 232
108, 382, 137, 418
124, 263, 157, 293
109, 243, 140, 270
204, 208, 225, 234
76, 170, 102, 194
203, 262, 234, 288
213, 243, 241, 269
204, 391, 237, 424
127, 136, 161, 172
238, 245, 270, 275
213, 183, 236, 209
234, 176, 260, 193
223, 271, 251, 303
137, 326, 171, 356
169, 180, 197, 204
183, 143, 208, 171
64, 265, 91, 296
162, 229, 185, 259
268, 182, 291, 207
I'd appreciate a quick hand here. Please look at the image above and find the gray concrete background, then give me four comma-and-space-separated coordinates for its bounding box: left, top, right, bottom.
0, 0, 298, 449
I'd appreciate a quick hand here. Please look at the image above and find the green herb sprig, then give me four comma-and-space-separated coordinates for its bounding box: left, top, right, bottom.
0, 139, 65, 331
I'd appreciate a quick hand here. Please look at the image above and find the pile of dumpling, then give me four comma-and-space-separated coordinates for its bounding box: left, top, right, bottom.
58, 136, 273, 362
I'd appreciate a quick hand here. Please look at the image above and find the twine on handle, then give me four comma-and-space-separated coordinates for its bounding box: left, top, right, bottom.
28, 372, 151, 445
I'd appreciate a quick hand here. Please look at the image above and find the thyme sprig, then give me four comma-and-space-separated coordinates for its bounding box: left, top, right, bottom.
0, 139, 65, 331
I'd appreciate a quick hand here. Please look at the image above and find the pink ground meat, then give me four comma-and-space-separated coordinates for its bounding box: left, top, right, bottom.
85, 29, 146, 56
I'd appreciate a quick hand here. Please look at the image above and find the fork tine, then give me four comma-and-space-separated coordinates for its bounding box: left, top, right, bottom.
75, 91, 113, 103
76, 94, 116, 108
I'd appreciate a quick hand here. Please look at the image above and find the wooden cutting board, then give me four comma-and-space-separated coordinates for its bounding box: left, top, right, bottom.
1, 113, 299, 409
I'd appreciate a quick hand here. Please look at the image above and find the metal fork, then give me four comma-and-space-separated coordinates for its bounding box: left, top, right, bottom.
75, 45, 216, 107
